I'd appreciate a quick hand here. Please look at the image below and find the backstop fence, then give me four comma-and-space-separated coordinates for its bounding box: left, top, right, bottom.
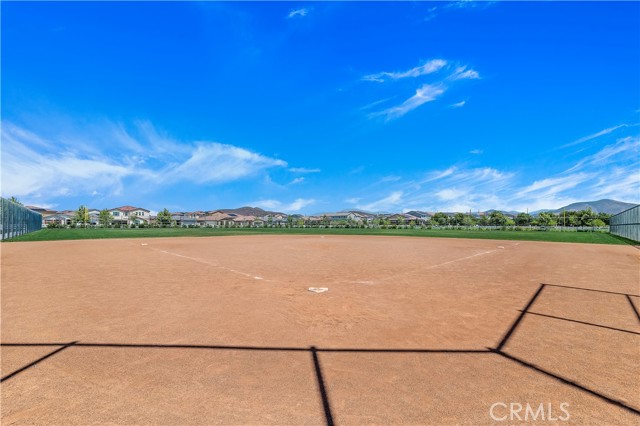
609, 205, 640, 242
0, 198, 43, 240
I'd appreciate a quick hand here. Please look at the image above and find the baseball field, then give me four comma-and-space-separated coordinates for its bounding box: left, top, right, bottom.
2, 235, 639, 425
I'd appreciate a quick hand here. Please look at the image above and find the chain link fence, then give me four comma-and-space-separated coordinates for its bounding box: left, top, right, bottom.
0, 198, 43, 240
609, 205, 640, 242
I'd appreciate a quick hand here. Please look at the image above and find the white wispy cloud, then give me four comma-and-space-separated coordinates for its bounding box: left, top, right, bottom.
363, 59, 447, 83
425, 1, 496, 22
372, 83, 446, 120
564, 135, 639, 173
405, 166, 514, 212
435, 188, 467, 201
518, 174, 591, 197
590, 166, 640, 200
253, 199, 281, 210
1, 123, 136, 200
423, 166, 457, 182
397, 133, 638, 212
253, 198, 316, 212
287, 198, 315, 211
287, 8, 308, 19
449, 66, 480, 81
289, 177, 305, 185
364, 59, 480, 120
469, 149, 482, 155
1, 120, 291, 203
360, 97, 397, 111
289, 167, 321, 173
560, 124, 630, 149
357, 191, 404, 212
378, 175, 401, 183
169, 143, 286, 184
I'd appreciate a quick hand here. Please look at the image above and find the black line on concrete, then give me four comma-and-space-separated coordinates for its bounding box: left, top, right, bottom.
544, 283, 640, 298
492, 349, 640, 416
0, 342, 490, 354
317, 348, 490, 354
626, 295, 640, 323
311, 346, 335, 426
495, 284, 546, 351
1, 341, 77, 383
526, 311, 640, 336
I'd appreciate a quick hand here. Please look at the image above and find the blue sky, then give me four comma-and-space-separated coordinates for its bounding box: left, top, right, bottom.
2, 1, 639, 214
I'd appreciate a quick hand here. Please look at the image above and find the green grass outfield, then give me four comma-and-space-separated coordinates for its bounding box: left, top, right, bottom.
3, 227, 634, 245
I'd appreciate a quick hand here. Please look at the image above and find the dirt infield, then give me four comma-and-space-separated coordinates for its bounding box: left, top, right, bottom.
2, 235, 639, 425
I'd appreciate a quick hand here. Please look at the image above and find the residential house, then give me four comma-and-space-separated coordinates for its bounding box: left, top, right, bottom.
386, 213, 422, 225
348, 211, 376, 223
230, 214, 257, 227
196, 211, 233, 227
171, 212, 198, 226
88, 208, 101, 225
110, 206, 151, 226
42, 213, 73, 227
260, 213, 288, 226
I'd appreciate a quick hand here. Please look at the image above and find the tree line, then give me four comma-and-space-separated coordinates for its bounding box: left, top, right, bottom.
23, 199, 611, 229
429, 209, 610, 227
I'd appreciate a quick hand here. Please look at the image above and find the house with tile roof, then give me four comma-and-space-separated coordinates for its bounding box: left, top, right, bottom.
109, 206, 151, 226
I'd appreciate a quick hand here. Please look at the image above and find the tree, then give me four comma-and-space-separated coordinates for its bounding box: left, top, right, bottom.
462, 214, 476, 226
578, 208, 595, 227
157, 208, 172, 226
452, 213, 466, 226
431, 212, 449, 226
592, 218, 606, 227
75, 205, 89, 227
99, 209, 112, 227
515, 213, 532, 226
488, 211, 508, 226
9, 196, 23, 206
597, 212, 611, 225
537, 212, 557, 227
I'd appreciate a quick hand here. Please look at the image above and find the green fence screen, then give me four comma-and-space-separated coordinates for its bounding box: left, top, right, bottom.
609, 205, 640, 242
0, 198, 43, 240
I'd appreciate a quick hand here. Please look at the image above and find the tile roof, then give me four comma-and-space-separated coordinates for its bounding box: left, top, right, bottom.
111, 206, 150, 212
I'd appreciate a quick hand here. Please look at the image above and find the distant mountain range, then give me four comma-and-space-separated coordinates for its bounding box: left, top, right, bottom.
347, 199, 637, 217
39, 199, 637, 217
220, 206, 286, 217
531, 199, 637, 215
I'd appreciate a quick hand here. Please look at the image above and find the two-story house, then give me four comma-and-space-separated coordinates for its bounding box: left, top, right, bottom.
109, 206, 151, 226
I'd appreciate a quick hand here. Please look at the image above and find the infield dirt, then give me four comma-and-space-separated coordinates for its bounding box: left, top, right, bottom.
2, 235, 639, 425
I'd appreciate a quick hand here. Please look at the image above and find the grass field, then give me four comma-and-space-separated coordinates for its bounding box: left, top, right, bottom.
4, 226, 633, 245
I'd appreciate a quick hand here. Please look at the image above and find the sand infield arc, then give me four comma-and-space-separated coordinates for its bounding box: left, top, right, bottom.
1, 235, 639, 424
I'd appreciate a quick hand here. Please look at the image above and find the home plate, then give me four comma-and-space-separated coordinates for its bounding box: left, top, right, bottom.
308, 287, 329, 293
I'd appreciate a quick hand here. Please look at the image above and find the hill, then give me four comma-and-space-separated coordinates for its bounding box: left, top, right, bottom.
220, 206, 286, 217
551, 199, 637, 215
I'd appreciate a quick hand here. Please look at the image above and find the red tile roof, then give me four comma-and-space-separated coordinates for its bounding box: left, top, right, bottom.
111, 206, 150, 212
